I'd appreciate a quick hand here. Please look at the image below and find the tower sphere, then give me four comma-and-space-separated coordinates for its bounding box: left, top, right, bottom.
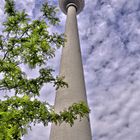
59, 0, 85, 15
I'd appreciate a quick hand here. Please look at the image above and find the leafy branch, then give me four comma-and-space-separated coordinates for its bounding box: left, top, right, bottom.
0, 0, 90, 139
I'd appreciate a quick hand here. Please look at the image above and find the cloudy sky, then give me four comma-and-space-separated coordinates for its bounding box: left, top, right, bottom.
1, 0, 140, 140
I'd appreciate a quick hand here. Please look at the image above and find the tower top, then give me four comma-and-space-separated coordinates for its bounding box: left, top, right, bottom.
59, 0, 85, 15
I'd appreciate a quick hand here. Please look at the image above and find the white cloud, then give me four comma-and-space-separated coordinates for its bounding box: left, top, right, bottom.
80, 0, 140, 139
1, 0, 140, 139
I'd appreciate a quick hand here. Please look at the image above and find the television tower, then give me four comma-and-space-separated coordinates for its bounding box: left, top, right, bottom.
50, 0, 92, 139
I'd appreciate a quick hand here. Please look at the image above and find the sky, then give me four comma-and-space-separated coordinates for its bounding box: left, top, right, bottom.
0, 0, 140, 140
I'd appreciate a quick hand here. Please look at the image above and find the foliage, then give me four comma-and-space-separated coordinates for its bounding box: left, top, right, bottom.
0, 0, 90, 139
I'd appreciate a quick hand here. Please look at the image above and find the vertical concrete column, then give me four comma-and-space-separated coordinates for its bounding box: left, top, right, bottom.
50, 2, 92, 140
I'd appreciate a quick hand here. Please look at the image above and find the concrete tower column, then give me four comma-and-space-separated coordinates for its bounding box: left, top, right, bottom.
50, 0, 92, 140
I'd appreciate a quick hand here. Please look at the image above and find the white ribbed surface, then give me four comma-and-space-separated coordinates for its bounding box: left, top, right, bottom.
59, 0, 85, 14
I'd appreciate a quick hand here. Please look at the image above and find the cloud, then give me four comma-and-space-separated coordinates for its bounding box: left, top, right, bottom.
23, 124, 51, 140
79, 0, 140, 139
1, 0, 140, 140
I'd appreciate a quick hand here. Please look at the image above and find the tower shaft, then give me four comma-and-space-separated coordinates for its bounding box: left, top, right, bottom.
50, 4, 92, 140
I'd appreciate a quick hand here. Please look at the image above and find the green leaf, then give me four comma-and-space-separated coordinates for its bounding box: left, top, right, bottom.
0, 1, 90, 139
